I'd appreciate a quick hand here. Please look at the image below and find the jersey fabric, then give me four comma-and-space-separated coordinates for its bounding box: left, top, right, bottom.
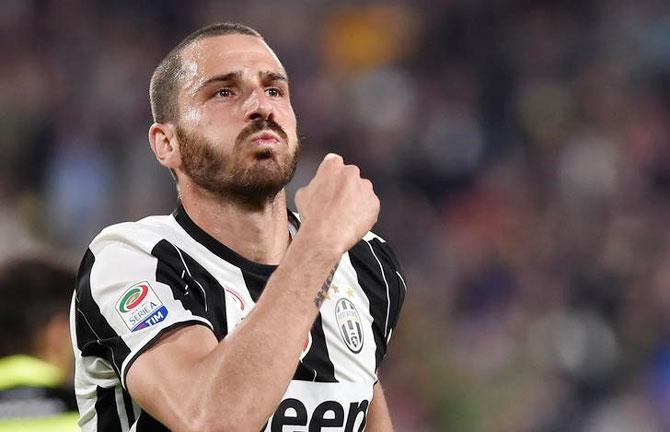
70, 203, 406, 431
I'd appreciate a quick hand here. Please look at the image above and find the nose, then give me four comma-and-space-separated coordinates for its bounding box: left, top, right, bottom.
243, 88, 274, 122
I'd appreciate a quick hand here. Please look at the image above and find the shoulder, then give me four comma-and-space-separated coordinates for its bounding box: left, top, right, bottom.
289, 210, 392, 251
78, 214, 182, 295
346, 229, 407, 352
354, 231, 403, 274
88, 214, 176, 255
289, 209, 401, 272
347, 229, 407, 310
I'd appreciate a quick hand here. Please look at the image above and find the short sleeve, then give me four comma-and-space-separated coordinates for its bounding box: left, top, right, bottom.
368, 238, 406, 346
73, 231, 215, 389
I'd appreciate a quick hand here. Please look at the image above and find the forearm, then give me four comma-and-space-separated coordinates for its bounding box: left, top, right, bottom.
366, 382, 394, 431
191, 229, 341, 430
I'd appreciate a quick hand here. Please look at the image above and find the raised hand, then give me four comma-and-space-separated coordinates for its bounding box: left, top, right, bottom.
295, 153, 380, 256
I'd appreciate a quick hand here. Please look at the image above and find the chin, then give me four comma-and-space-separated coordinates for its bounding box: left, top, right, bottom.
252, 148, 275, 160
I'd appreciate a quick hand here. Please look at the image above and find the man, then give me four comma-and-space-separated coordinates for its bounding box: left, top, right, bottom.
0, 255, 78, 431
71, 22, 406, 431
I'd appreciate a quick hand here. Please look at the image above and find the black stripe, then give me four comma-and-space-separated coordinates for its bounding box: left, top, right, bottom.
75, 249, 131, 376
240, 268, 267, 302
122, 388, 135, 426
152, 240, 228, 339
348, 241, 389, 369
294, 313, 337, 382
95, 386, 122, 432
135, 410, 170, 431
369, 238, 406, 335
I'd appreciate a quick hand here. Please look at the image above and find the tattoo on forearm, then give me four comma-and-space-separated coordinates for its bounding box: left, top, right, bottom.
314, 264, 338, 308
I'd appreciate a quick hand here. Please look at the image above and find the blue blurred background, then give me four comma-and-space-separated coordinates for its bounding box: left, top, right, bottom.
4, 0, 670, 430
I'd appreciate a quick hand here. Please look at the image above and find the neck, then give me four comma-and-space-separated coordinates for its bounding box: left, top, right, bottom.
179, 183, 290, 265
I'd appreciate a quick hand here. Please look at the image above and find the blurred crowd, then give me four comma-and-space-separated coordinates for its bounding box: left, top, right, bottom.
3, 0, 670, 430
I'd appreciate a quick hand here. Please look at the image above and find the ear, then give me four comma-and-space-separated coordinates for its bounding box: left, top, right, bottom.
149, 122, 181, 169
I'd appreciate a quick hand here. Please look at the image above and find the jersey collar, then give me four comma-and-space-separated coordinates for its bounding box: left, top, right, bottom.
172, 202, 300, 277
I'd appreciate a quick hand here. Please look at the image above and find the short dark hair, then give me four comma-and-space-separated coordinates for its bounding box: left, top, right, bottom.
149, 22, 263, 124
0, 255, 76, 357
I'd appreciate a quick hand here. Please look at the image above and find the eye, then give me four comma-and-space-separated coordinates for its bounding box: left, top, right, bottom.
215, 88, 234, 98
266, 87, 283, 97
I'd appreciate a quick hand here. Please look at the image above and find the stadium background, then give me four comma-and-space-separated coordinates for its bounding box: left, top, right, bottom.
3, 0, 670, 430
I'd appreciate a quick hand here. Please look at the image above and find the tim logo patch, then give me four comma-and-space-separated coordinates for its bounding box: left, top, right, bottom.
335, 298, 364, 353
116, 281, 168, 332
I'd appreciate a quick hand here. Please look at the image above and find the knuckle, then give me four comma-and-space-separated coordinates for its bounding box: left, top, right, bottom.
322, 158, 343, 175
344, 164, 360, 178
324, 153, 343, 165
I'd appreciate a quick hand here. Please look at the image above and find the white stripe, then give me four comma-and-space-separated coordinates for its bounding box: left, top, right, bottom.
80, 409, 97, 432
366, 241, 391, 338
172, 242, 208, 311
323, 253, 378, 382
115, 385, 130, 431
132, 400, 141, 423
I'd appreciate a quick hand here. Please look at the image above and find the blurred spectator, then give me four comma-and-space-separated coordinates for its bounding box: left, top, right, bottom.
0, 255, 77, 430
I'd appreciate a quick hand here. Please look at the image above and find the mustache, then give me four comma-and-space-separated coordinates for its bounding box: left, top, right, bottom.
236, 118, 288, 146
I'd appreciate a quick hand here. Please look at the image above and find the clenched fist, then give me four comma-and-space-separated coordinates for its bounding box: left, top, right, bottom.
295, 153, 380, 256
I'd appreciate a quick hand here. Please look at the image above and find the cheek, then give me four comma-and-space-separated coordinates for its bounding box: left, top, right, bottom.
198, 110, 242, 144
181, 105, 203, 125
276, 105, 298, 135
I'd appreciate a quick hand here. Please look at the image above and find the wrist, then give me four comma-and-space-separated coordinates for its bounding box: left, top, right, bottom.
292, 223, 345, 263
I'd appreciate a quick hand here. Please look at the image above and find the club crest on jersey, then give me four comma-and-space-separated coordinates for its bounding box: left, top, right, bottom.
116, 281, 168, 332
335, 298, 364, 353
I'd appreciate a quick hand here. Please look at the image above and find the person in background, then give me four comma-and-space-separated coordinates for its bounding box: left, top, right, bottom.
0, 254, 78, 431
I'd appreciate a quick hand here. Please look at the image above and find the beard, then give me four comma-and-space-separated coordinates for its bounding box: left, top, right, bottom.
177, 118, 299, 208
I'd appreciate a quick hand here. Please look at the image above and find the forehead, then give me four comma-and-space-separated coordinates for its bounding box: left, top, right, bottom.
180, 34, 285, 82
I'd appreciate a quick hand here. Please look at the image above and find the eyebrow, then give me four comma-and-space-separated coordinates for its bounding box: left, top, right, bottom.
259, 71, 288, 84
194, 70, 288, 94
194, 71, 241, 94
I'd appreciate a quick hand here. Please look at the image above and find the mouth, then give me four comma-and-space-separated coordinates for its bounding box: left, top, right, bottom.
245, 131, 284, 161
249, 131, 281, 146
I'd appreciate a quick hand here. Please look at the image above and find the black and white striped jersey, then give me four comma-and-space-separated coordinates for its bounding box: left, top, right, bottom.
70, 204, 406, 431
